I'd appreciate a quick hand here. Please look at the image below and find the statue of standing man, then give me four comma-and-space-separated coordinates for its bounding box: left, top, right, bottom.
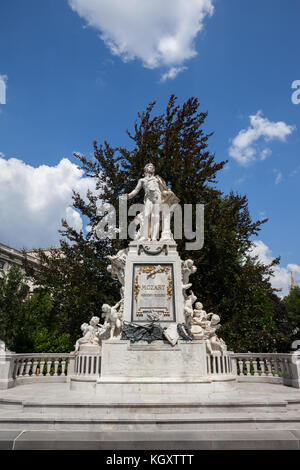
121, 163, 179, 242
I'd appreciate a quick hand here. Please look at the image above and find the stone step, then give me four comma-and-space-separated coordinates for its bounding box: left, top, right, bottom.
1, 429, 300, 450
1, 396, 298, 415
1, 410, 300, 432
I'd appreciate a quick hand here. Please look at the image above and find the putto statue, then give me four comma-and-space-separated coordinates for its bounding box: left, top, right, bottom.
107, 248, 128, 302
203, 314, 227, 355
182, 259, 197, 296
120, 163, 179, 241
75, 316, 107, 352
102, 301, 123, 339
184, 291, 197, 326
189, 302, 227, 355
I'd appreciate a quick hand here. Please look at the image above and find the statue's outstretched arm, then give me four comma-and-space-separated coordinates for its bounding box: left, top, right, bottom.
127, 179, 143, 200
113, 300, 121, 310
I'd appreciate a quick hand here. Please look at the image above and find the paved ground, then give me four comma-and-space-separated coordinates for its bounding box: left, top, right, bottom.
2, 429, 300, 450
1, 381, 300, 404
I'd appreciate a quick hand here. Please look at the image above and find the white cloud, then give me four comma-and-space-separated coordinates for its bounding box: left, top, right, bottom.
291, 165, 300, 177
68, 0, 214, 79
0, 156, 96, 249
229, 111, 295, 166
260, 148, 272, 161
249, 240, 300, 297
160, 66, 187, 82
274, 169, 283, 185
235, 176, 246, 185
0, 74, 7, 105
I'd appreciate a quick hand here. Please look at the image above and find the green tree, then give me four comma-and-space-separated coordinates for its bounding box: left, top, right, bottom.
0, 266, 73, 353
0, 265, 29, 351
29, 95, 289, 352
22, 287, 73, 353
283, 286, 300, 341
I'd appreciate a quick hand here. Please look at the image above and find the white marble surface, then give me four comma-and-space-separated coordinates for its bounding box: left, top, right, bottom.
123, 241, 185, 326
99, 339, 207, 380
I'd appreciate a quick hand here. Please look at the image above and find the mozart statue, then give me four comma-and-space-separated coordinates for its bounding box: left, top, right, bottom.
121, 163, 179, 241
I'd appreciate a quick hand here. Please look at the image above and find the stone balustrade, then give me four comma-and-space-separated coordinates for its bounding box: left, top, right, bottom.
231, 352, 300, 388
74, 353, 101, 377
0, 352, 75, 389
1, 350, 300, 390
207, 352, 234, 376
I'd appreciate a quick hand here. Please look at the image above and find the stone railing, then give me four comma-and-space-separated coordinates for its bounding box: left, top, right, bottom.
1, 350, 300, 390
74, 353, 101, 378
0, 352, 75, 389
207, 352, 234, 377
231, 353, 300, 388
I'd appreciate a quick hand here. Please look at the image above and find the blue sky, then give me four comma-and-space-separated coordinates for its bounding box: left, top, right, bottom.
0, 0, 299, 294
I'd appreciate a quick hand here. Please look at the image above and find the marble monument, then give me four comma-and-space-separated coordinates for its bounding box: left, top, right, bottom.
70, 164, 235, 396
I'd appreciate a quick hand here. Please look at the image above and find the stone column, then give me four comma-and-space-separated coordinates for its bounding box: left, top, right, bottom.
283, 353, 300, 388
66, 354, 76, 383
0, 352, 16, 390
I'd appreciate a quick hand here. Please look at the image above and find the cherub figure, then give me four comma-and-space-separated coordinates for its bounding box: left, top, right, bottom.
74, 316, 107, 352
193, 302, 213, 327
182, 259, 197, 296
184, 291, 197, 326
204, 314, 227, 355
102, 301, 123, 339
107, 248, 128, 288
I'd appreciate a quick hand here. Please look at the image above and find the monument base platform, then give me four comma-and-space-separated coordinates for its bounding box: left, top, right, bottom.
70, 339, 236, 397
2, 382, 300, 450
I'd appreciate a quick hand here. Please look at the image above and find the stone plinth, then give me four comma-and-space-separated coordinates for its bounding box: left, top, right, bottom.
95, 339, 236, 401
123, 240, 184, 328
100, 339, 206, 379
69, 344, 102, 392
0, 352, 16, 390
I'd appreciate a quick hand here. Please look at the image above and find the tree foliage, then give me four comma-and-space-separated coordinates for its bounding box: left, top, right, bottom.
283, 286, 300, 342
0, 266, 73, 353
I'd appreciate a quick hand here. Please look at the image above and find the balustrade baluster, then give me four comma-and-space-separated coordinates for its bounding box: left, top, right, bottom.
259, 359, 266, 376
245, 359, 251, 376
61, 359, 66, 376
39, 360, 45, 377
53, 360, 59, 376
32, 360, 38, 376
273, 357, 280, 377
46, 359, 52, 376
266, 359, 272, 376
252, 358, 259, 376
24, 359, 30, 376
20, 358, 27, 376
217, 356, 221, 374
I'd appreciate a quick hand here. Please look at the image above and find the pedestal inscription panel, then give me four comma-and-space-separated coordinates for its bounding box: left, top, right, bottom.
132, 263, 175, 322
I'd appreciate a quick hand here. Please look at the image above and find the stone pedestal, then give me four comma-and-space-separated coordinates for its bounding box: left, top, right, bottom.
95, 339, 236, 401
123, 240, 184, 327
69, 344, 101, 392
0, 352, 15, 390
